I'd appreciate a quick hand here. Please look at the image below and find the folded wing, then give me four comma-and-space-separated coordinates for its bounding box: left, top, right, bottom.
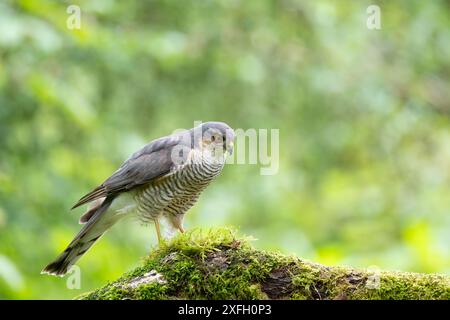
72, 135, 181, 209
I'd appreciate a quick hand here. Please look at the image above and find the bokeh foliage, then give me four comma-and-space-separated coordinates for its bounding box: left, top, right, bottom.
0, 0, 449, 299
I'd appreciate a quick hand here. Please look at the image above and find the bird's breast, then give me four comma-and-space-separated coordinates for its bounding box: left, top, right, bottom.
134, 157, 224, 222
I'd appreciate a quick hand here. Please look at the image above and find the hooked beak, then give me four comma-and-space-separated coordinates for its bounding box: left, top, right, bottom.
222, 128, 235, 156
226, 141, 234, 155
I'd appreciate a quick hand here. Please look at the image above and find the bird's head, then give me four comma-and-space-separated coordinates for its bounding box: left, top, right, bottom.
195, 122, 235, 161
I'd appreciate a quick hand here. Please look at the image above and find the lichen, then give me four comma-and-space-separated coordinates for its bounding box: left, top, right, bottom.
78, 227, 450, 300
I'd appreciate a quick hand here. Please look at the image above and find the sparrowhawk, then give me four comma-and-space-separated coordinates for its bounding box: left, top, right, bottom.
42, 122, 235, 276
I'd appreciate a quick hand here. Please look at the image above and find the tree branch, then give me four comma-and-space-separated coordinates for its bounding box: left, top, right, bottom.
78, 228, 449, 300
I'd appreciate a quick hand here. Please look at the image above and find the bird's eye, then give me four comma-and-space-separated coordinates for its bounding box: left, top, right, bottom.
211, 135, 216, 142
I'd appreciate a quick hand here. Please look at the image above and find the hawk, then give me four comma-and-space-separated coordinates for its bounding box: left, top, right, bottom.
42, 122, 235, 276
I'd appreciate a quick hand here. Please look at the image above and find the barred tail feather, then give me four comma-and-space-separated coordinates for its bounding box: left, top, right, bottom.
42, 197, 114, 276
41, 231, 105, 276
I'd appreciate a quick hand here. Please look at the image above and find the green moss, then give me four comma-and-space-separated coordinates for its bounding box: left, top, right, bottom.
155, 227, 253, 259
78, 227, 450, 300
347, 272, 450, 300
81, 284, 131, 300
134, 283, 169, 300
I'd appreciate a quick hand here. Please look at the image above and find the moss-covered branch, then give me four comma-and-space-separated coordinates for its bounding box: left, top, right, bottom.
78, 228, 449, 300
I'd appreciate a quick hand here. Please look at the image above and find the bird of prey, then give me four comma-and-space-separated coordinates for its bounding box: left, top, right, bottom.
42, 122, 235, 276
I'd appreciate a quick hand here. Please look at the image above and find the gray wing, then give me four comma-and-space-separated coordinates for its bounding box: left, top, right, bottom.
71, 134, 182, 209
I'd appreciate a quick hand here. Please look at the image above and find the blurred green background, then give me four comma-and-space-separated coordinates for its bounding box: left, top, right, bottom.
0, 0, 449, 299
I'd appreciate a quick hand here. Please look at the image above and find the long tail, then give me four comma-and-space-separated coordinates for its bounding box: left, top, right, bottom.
42, 197, 115, 276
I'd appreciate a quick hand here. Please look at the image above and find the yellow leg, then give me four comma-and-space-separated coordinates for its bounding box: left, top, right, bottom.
178, 225, 185, 233
154, 219, 162, 243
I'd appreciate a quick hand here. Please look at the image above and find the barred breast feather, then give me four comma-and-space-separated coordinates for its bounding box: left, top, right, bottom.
134, 149, 225, 223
